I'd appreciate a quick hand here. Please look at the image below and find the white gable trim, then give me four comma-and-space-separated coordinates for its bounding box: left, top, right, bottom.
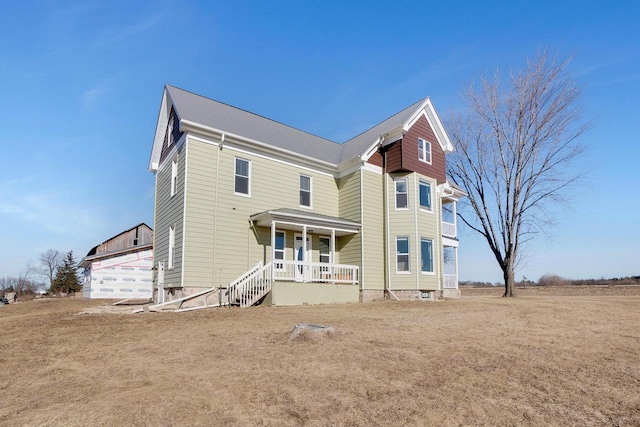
149, 87, 175, 171
402, 98, 454, 153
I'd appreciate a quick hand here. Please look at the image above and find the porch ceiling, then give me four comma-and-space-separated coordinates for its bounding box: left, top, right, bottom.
250, 208, 361, 236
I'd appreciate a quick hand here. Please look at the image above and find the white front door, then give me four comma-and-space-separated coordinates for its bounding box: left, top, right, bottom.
294, 234, 310, 281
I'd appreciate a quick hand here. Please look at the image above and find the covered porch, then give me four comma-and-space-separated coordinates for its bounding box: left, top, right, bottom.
250, 209, 361, 286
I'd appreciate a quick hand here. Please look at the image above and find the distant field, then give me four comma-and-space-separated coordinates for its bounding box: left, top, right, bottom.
1, 288, 639, 426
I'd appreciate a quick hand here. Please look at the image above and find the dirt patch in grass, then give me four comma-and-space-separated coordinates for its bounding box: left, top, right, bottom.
1, 290, 639, 426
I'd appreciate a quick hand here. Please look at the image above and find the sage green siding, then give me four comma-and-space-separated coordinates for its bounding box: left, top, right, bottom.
361, 169, 385, 290
336, 171, 361, 267
153, 143, 186, 288
181, 139, 341, 288
183, 138, 217, 287
386, 172, 441, 291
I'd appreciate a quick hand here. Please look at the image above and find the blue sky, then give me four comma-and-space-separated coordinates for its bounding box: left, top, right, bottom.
1, 0, 638, 283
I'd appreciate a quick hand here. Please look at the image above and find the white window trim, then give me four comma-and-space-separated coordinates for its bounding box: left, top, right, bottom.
299, 174, 312, 209
234, 157, 251, 197
420, 237, 435, 275
170, 156, 178, 197
168, 225, 175, 269
396, 236, 410, 274
418, 138, 432, 165
395, 177, 409, 210
418, 179, 433, 213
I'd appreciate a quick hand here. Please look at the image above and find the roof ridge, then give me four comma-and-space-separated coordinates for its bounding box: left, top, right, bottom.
166, 85, 341, 146
342, 97, 427, 144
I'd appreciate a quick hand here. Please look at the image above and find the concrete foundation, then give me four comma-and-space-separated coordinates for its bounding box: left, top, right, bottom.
270, 282, 359, 306
360, 289, 385, 302
442, 288, 461, 299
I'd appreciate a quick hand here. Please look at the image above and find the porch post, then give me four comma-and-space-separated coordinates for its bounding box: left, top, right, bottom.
271, 221, 276, 284
302, 225, 307, 281
454, 246, 459, 289
452, 201, 457, 229
330, 229, 335, 284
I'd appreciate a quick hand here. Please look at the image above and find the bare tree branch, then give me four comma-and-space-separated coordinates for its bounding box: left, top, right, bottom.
447, 50, 587, 297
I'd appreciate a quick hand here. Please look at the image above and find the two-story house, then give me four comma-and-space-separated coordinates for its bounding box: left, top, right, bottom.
148, 85, 465, 307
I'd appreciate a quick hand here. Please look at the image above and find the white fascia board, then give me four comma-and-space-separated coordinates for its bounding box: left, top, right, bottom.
148, 88, 170, 172
403, 98, 454, 153
180, 119, 339, 174
156, 133, 186, 172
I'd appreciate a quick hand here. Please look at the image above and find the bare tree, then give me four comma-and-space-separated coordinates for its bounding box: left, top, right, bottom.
16, 262, 37, 295
39, 249, 63, 290
447, 51, 587, 297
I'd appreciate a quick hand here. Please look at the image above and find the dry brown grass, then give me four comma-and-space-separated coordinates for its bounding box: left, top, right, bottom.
1, 288, 639, 426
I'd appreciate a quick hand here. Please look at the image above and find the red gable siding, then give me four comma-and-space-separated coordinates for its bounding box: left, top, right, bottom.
367, 150, 383, 167
383, 140, 403, 172
400, 115, 446, 183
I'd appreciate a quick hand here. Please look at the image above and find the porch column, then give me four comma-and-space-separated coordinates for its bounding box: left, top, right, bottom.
302, 225, 307, 281
454, 246, 459, 289
330, 229, 335, 283
452, 201, 457, 229
271, 221, 276, 284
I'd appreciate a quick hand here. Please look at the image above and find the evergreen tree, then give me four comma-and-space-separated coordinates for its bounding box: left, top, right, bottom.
51, 251, 81, 294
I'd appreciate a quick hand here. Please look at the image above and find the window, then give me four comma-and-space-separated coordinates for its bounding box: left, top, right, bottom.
274, 231, 285, 270
167, 116, 174, 147
171, 157, 178, 197
300, 175, 311, 207
235, 158, 250, 195
319, 237, 331, 263
419, 180, 431, 210
421, 238, 434, 273
396, 237, 410, 272
168, 225, 175, 269
418, 138, 431, 164
395, 178, 408, 209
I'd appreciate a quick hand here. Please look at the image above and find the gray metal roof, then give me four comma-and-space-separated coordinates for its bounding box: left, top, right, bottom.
340, 98, 427, 160
166, 85, 428, 165
166, 85, 344, 164
250, 208, 361, 227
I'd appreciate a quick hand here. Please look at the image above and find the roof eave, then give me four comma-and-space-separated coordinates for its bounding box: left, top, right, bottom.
180, 119, 340, 172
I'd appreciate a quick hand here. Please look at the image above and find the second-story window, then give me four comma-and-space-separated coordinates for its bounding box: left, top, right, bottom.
419, 180, 431, 211
395, 178, 408, 209
300, 175, 311, 207
171, 157, 178, 197
418, 138, 431, 164
235, 158, 250, 196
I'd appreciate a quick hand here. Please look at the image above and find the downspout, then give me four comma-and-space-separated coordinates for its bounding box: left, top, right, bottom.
212, 134, 224, 288
360, 166, 365, 291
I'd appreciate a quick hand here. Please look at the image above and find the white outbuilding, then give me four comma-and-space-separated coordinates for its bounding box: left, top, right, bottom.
80, 223, 153, 299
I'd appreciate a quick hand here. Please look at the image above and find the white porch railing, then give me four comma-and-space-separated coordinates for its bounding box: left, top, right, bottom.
272, 260, 359, 285
442, 221, 456, 237
227, 261, 272, 307
444, 274, 458, 289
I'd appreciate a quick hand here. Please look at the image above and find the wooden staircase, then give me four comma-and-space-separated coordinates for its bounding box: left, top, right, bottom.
227, 261, 272, 307
136, 261, 273, 313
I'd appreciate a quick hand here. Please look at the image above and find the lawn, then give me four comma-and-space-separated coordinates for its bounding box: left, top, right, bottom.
1, 287, 639, 426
